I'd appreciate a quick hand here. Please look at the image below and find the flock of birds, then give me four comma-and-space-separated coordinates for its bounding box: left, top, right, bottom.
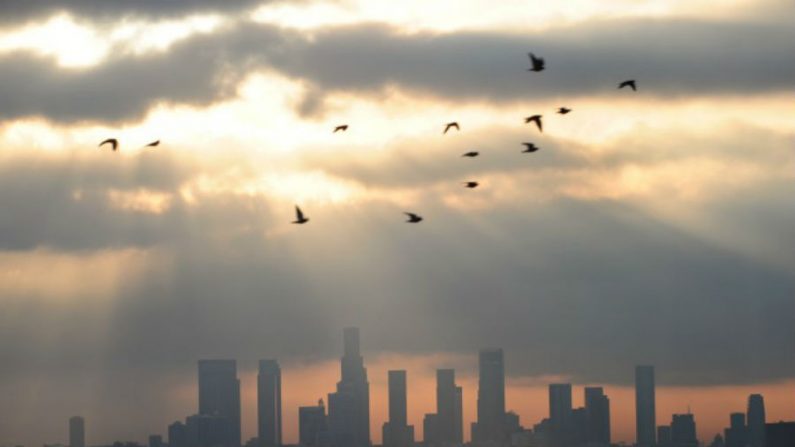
97, 52, 638, 225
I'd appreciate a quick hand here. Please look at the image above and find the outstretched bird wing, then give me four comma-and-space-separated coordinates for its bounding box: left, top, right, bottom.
295, 206, 305, 221
99, 138, 118, 151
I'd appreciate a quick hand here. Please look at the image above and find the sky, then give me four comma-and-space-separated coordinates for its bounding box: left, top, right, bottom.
0, 0, 793, 445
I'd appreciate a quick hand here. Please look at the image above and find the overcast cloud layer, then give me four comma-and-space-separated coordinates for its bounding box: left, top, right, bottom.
0, 18, 794, 124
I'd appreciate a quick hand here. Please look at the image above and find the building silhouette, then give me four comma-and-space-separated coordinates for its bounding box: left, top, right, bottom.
657, 425, 672, 447
258, 359, 282, 447
168, 421, 188, 447
185, 413, 229, 447
198, 360, 241, 447
327, 327, 371, 447
746, 394, 765, 447
670, 414, 697, 447
424, 369, 463, 446
724, 413, 746, 447
148, 435, 163, 447
765, 422, 795, 447
69, 416, 85, 447
382, 370, 415, 447
635, 366, 657, 447
584, 387, 611, 446
472, 349, 507, 445
549, 384, 573, 436
299, 400, 328, 447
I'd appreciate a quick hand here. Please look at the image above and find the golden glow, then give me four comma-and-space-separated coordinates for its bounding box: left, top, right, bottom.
106, 188, 174, 214
0, 248, 158, 302
0, 13, 226, 68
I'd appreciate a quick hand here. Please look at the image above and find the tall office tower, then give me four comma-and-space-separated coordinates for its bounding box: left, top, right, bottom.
549, 384, 573, 433
258, 359, 283, 447
424, 369, 463, 446
327, 327, 371, 447
299, 400, 329, 447
472, 349, 507, 445
746, 394, 766, 447
724, 413, 746, 447
198, 360, 242, 447
69, 416, 85, 447
636, 366, 657, 447
670, 414, 697, 447
584, 387, 611, 445
382, 370, 415, 447
169, 421, 188, 447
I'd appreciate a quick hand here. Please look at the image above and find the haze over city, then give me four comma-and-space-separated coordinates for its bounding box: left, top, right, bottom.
0, 1, 793, 447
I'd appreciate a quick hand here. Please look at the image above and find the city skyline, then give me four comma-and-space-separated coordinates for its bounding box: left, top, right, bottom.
20, 329, 795, 447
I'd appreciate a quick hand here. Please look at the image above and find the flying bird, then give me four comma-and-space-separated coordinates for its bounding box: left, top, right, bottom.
527, 53, 545, 72
461, 151, 479, 158
443, 122, 460, 134
404, 212, 423, 223
521, 143, 540, 153
557, 107, 572, 115
333, 125, 348, 133
99, 138, 118, 151
145, 140, 160, 147
618, 80, 637, 91
524, 115, 543, 132
463, 181, 479, 189
292, 205, 309, 224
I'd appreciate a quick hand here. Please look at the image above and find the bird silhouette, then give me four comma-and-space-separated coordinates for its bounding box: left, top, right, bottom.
404, 212, 423, 223
463, 181, 479, 188
333, 125, 348, 133
527, 53, 545, 72
443, 122, 460, 134
99, 138, 118, 151
524, 115, 543, 132
145, 140, 160, 147
292, 205, 309, 224
522, 143, 540, 153
618, 80, 637, 91
557, 107, 572, 115
461, 151, 479, 158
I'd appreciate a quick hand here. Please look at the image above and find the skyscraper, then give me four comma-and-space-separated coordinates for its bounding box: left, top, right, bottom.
198, 360, 241, 447
549, 384, 573, 433
382, 370, 415, 447
69, 416, 85, 447
327, 327, 371, 447
258, 359, 282, 447
636, 366, 657, 447
472, 349, 507, 445
747, 394, 766, 447
584, 387, 611, 446
424, 369, 463, 446
724, 413, 746, 447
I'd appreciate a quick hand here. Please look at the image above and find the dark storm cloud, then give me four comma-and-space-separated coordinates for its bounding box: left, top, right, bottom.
0, 0, 268, 25
1, 18, 794, 123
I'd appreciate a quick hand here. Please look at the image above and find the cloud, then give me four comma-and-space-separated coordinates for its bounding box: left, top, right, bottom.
0, 0, 268, 25
0, 18, 793, 124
